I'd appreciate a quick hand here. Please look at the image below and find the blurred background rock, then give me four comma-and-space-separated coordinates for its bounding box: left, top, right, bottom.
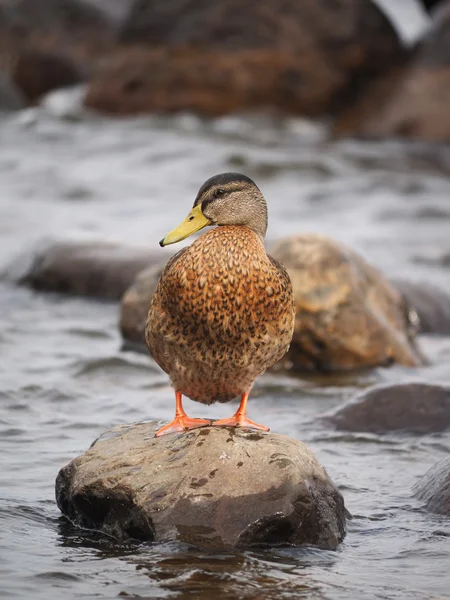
0, 0, 450, 141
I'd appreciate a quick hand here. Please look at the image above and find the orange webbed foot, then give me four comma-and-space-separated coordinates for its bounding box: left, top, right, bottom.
212, 415, 269, 432
155, 415, 211, 437
211, 391, 269, 432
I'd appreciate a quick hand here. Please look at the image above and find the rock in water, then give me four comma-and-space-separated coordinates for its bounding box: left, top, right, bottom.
271, 234, 423, 372
85, 0, 400, 117
393, 279, 450, 335
326, 383, 450, 434
414, 457, 450, 516
14, 239, 163, 300
55, 422, 347, 549
334, 3, 450, 141
119, 263, 165, 349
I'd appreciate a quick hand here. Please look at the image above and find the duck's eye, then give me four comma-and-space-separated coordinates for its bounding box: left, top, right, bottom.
215, 188, 225, 197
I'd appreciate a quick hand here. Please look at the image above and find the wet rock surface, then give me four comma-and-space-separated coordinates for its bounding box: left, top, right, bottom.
393, 279, 450, 335
414, 457, 450, 516
271, 234, 423, 372
16, 240, 161, 300
327, 383, 450, 434
334, 2, 450, 141
86, 0, 401, 117
119, 263, 165, 348
56, 421, 347, 550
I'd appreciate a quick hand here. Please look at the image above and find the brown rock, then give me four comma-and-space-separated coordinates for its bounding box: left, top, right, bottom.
393, 279, 450, 335
55, 421, 347, 549
0, 0, 116, 102
119, 263, 165, 348
16, 239, 161, 300
11, 47, 84, 103
414, 457, 450, 516
271, 234, 423, 372
86, 0, 401, 117
326, 383, 450, 434
334, 2, 450, 141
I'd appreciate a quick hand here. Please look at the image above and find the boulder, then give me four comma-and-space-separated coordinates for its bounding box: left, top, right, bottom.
270, 234, 423, 372
0, 0, 116, 102
55, 421, 347, 549
16, 240, 162, 300
10, 47, 84, 103
119, 262, 165, 348
326, 383, 450, 434
393, 279, 450, 335
0, 69, 25, 110
85, 0, 401, 117
334, 2, 450, 141
414, 457, 450, 516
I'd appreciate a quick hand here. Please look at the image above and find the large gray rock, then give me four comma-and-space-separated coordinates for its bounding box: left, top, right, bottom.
394, 279, 450, 335
414, 457, 450, 516
15, 239, 163, 300
55, 422, 347, 549
326, 383, 450, 434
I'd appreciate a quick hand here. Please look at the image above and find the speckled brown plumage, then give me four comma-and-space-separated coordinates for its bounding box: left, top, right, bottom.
146, 225, 295, 405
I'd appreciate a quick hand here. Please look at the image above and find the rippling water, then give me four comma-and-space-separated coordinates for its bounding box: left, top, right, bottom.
1, 81, 450, 599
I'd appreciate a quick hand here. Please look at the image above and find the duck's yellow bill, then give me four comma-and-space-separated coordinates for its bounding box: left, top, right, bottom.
159, 204, 211, 247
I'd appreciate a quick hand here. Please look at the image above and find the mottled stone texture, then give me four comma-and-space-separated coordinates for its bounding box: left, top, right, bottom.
327, 383, 450, 434
414, 457, 450, 516
271, 235, 423, 372
56, 422, 347, 549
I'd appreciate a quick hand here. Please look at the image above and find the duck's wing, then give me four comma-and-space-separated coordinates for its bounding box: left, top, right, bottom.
267, 254, 293, 291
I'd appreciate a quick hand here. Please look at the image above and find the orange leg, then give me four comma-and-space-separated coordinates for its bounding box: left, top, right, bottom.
212, 392, 269, 432
155, 392, 211, 437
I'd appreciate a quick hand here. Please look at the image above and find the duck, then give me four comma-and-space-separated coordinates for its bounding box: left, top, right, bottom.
145, 172, 295, 437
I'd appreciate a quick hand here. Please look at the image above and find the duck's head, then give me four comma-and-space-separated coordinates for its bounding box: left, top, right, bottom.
159, 172, 268, 247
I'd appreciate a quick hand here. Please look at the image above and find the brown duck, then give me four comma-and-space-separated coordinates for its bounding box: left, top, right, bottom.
146, 173, 295, 436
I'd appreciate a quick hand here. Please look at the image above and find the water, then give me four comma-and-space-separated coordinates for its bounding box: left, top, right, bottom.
1, 72, 450, 600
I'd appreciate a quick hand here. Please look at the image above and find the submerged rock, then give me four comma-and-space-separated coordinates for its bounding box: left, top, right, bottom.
271, 234, 423, 372
326, 383, 450, 434
334, 3, 450, 141
414, 457, 450, 516
55, 421, 347, 549
393, 279, 450, 335
17, 239, 163, 300
85, 0, 401, 117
